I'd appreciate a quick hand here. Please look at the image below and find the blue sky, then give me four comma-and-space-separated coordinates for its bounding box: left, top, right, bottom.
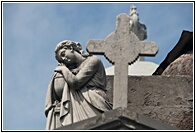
2, 2, 193, 130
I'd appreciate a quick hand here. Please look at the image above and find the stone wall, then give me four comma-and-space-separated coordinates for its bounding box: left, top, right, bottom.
162, 51, 193, 76
106, 75, 193, 129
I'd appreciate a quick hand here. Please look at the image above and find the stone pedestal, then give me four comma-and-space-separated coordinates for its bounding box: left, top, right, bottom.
56, 107, 178, 130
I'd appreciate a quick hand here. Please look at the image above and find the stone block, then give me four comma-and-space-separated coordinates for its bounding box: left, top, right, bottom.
106, 75, 193, 129
56, 107, 178, 130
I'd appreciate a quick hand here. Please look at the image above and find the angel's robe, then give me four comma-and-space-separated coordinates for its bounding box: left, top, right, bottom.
44, 55, 112, 130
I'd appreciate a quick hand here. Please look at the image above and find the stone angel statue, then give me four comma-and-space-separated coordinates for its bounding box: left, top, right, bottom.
44, 40, 112, 130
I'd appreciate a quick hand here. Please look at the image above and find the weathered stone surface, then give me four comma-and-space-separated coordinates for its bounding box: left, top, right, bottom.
162, 52, 193, 76
86, 13, 158, 109
106, 75, 193, 129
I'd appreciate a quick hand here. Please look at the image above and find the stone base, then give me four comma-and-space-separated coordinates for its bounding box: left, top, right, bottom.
56, 107, 178, 130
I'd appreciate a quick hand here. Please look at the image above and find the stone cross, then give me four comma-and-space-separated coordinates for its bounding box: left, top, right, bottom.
86, 13, 158, 109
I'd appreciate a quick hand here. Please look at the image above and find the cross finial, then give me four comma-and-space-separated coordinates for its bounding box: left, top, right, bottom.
86, 13, 158, 109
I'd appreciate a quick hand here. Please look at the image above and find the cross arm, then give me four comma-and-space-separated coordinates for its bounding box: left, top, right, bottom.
86, 40, 105, 54
139, 41, 158, 56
